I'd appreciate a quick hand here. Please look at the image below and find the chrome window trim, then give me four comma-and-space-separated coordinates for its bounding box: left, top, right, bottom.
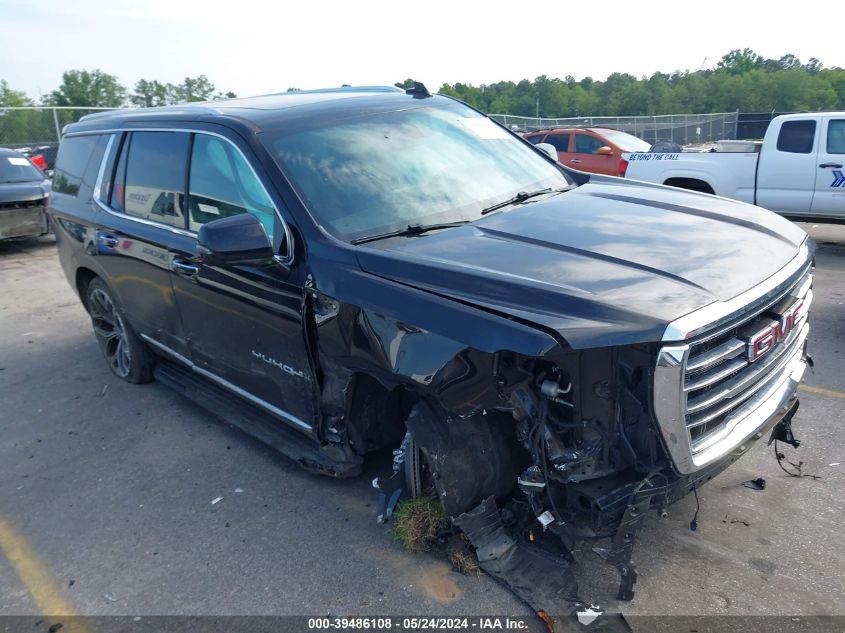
140, 334, 312, 434
92, 134, 115, 201
88, 127, 295, 265
661, 240, 811, 342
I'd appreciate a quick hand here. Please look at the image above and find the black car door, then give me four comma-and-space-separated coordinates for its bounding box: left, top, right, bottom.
92, 131, 194, 357
168, 131, 316, 434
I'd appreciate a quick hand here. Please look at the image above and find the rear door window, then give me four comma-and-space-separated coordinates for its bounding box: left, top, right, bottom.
116, 132, 190, 227
525, 134, 546, 145
546, 134, 570, 152
187, 134, 276, 241
826, 120, 845, 154
776, 120, 816, 154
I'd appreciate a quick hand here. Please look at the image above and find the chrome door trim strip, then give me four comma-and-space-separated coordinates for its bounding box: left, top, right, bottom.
141, 334, 312, 434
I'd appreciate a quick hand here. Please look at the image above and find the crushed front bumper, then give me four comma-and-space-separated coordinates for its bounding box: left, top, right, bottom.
0, 203, 49, 240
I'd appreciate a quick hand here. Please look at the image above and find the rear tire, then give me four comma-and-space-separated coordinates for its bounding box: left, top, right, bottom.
86, 277, 154, 384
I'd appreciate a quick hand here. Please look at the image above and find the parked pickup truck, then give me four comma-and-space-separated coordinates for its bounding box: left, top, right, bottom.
50, 86, 813, 618
621, 112, 845, 219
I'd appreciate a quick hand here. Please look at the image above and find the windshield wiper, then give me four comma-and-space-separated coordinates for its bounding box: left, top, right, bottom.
480, 187, 566, 215
351, 221, 469, 245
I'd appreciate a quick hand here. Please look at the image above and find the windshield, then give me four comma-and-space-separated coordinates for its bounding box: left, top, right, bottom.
268, 103, 571, 242
601, 130, 651, 152
0, 154, 43, 183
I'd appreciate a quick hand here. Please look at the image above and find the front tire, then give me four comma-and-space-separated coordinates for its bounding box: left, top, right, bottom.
86, 278, 154, 383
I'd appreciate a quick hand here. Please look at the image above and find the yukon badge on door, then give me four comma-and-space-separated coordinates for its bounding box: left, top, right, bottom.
251, 349, 308, 380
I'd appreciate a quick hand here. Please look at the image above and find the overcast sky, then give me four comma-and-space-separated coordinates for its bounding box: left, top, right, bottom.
2, 0, 843, 101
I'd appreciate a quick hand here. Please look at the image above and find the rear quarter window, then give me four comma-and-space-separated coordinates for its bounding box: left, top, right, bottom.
776, 120, 816, 154
53, 135, 110, 198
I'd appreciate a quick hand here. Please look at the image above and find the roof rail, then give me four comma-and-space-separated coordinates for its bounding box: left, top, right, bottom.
77, 105, 221, 123
257, 85, 404, 98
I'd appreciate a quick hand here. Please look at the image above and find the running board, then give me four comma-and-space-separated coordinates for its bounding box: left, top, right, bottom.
154, 361, 361, 478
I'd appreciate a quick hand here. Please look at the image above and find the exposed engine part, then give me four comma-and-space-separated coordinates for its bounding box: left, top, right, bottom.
540, 378, 573, 406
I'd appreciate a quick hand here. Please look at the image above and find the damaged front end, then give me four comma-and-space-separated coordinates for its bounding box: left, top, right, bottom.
374, 327, 809, 619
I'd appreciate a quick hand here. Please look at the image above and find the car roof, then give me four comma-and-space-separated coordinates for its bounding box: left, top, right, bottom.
532, 127, 618, 135
774, 111, 845, 121
65, 86, 450, 135
0, 147, 25, 157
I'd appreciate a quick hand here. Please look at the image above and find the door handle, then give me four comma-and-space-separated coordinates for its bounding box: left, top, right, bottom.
172, 259, 200, 277
97, 233, 119, 249
819, 162, 843, 168
570, 159, 582, 164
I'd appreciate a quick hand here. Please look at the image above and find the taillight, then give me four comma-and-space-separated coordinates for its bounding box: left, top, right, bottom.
31, 154, 47, 171
617, 158, 628, 177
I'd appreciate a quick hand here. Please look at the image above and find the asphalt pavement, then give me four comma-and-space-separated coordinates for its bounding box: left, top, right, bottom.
0, 223, 843, 623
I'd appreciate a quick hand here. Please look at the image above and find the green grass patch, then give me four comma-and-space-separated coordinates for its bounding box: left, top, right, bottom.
391, 497, 448, 552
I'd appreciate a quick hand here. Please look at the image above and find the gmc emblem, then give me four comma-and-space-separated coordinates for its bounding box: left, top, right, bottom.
743, 300, 804, 362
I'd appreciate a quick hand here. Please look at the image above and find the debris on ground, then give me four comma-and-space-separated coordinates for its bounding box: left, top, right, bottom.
742, 477, 766, 490
211, 496, 223, 505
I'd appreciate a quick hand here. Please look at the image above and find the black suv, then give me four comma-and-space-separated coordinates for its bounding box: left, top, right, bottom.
50, 86, 813, 614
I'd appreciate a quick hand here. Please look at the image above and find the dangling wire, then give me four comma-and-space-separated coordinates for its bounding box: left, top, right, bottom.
689, 485, 700, 533
774, 440, 821, 480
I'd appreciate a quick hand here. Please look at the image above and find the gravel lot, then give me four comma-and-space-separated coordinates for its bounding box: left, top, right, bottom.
0, 223, 843, 624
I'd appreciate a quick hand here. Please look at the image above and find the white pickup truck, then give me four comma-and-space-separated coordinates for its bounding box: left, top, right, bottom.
620, 112, 845, 219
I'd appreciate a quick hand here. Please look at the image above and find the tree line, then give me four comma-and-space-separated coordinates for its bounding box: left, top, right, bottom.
408, 49, 845, 117
3, 50, 844, 115
0, 70, 235, 109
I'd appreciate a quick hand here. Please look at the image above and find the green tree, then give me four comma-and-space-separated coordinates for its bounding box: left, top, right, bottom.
0, 80, 31, 106
46, 69, 127, 107
130, 79, 170, 107
168, 75, 218, 103
716, 49, 762, 75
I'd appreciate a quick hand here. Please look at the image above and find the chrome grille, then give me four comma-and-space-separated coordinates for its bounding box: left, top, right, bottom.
682, 266, 812, 450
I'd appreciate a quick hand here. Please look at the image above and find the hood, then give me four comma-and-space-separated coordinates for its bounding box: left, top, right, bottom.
354, 178, 808, 349
0, 180, 51, 204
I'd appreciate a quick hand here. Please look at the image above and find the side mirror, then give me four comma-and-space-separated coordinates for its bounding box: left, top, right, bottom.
197, 213, 274, 265
597, 145, 614, 156
535, 142, 559, 161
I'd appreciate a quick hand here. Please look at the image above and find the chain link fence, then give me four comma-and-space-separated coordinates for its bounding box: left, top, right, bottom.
0, 107, 116, 148
489, 112, 742, 145
3, 107, 770, 149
